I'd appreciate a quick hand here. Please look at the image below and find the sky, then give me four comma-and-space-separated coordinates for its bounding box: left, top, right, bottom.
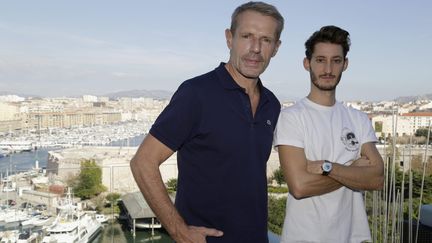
0, 0, 431, 102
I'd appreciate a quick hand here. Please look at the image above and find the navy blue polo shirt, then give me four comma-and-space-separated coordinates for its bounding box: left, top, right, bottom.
150, 63, 281, 243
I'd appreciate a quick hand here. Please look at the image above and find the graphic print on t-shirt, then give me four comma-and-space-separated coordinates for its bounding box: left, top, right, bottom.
340, 127, 360, 152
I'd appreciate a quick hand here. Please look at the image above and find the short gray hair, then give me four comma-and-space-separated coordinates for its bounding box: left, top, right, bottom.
230, 1, 284, 40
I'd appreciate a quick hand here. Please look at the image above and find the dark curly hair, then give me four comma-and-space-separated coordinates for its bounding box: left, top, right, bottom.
305, 25, 350, 60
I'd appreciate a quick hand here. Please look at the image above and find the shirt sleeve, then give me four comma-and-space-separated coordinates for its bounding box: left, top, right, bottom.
150, 81, 201, 151
273, 108, 304, 149
361, 113, 378, 145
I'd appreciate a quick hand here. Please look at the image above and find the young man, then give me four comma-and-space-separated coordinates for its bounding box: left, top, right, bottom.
130, 2, 284, 243
274, 25, 384, 242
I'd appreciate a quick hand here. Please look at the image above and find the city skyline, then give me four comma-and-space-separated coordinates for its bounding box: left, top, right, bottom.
1, 0, 431, 101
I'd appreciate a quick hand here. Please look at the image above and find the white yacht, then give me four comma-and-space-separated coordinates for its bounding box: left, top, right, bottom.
0, 141, 33, 153
4, 210, 30, 224
95, 214, 108, 224
1, 178, 16, 192
41, 189, 102, 243
0, 208, 24, 224
21, 214, 53, 227
0, 140, 33, 153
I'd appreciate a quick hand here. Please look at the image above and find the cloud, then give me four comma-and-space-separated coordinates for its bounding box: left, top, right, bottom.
0, 21, 223, 96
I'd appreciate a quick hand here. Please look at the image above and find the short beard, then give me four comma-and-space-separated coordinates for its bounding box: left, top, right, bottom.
310, 71, 342, 91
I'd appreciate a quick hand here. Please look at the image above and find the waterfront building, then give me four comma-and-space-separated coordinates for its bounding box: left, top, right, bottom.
98, 96, 109, 102
20, 189, 60, 213
46, 146, 281, 194
120, 191, 172, 236
24, 109, 122, 131
401, 112, 432, 132
418, 100, 432, 111
0, 96, 172, 134
0, 102, 21, 133
0, 119, 22, 134
46, 146, 174, 193
371, 114, 413, 137
82, 95, 98, 103
0, 102, 20, 121
345, 101, 364, 111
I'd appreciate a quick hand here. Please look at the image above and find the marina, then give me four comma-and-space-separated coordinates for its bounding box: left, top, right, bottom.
1, 120, 432, 242
0, 121, 173, 242
0, 120, 149, 151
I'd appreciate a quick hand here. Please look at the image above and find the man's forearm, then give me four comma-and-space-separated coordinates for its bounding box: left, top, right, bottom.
295, 175, 342, 198
289, 161, 342, 198
307, 157, 384, 191
327, 142, 385, 191
129, 134, 223, 242
294, 161, 343, 197
278, 146, 343, 199
329, 163, 384, 191
130, 159, 188, 240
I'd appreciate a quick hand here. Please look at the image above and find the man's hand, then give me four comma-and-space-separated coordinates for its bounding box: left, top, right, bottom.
174, 225, 223, 243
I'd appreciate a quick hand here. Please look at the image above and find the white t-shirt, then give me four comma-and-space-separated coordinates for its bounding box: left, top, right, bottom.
274, 98, 377, 243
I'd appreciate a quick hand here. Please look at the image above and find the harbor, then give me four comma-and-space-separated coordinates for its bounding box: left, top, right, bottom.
0, 123, 174, 242
1, 120, 432, 242
0, 186, 173, 242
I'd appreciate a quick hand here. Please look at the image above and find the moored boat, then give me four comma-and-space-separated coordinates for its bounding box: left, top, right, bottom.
41, 188, 102, 243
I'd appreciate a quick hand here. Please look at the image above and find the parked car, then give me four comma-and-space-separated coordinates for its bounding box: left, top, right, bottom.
20, 202, 33, 209
4, 199, 16, 206
34, 204, 47, 211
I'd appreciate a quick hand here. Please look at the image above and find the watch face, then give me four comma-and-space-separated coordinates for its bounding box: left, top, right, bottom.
323, 162, 332, 172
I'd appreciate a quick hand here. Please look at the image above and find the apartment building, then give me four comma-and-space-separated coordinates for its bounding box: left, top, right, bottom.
0, 102, 22, 133
401, 112, 432, 131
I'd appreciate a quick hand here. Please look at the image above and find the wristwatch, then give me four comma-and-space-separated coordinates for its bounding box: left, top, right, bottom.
322, 160, 333, 175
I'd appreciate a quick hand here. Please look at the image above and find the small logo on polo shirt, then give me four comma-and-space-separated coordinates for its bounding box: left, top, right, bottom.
266, 120, 271, 126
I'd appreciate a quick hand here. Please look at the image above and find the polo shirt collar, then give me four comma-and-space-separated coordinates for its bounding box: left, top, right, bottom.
215, 62, 271, 103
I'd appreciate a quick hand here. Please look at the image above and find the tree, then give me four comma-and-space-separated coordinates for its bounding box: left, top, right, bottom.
74, 159, 106, 199
90, 194, 105, 211
415, 128, 431, 144
106, 192, 121, 206
272, 167, 285, 187
375, 121, 383, 133
392, 167, 432, 219
411, 154, 432, 176
415, 128, 430, 137
166, 178, 178, 193
268, 196, 287, 235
